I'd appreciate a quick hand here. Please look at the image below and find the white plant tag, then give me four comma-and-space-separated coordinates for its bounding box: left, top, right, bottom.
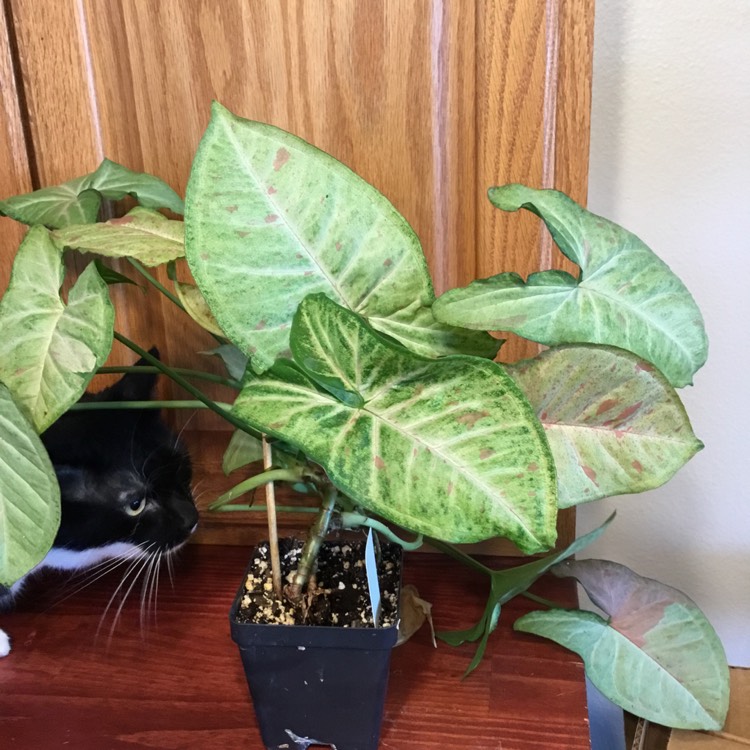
364, 529, 382, 626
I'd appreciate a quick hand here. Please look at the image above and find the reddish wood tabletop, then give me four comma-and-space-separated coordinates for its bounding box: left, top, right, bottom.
0, 544, 590, 749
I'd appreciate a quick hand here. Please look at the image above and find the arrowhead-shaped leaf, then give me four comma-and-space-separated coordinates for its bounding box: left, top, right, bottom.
515, 559, 729, 730
53, 207, 185, 266
232, 294, 557, 552
508, 345, 702, 507
0, 158, 184, 229
0, 384, 61, 587
184, 102, 496, 372
433, 185, 708, 387
0, 227, 114, 431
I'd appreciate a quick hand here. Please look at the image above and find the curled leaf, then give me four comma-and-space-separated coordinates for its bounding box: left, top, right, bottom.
53, 207, 185, 267
396, 584, 436, 647
434, 185, 707, 387
174, 280, 224, 337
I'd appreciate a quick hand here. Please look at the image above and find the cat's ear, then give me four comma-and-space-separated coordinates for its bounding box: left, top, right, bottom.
99, 347, 160, 402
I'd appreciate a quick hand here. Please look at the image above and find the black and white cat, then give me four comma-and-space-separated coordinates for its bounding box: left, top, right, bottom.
0, 355, 198, 656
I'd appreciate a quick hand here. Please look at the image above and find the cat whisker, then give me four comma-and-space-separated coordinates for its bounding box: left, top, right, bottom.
43, 550, 143, 612
140, 550, 162, 633
173, 410, 198, 451
165, 551, 175, 589
104, 549, 155, 650
97, 544, 154, 644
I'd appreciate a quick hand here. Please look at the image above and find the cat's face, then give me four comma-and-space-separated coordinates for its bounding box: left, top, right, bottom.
41, 361, 198, 554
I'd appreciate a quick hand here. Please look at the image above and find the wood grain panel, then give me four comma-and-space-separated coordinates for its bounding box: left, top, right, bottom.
0, 0, 32, 294
2, 0, 593, 549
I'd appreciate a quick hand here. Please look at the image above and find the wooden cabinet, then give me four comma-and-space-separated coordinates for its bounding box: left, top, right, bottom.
0, 0, 593, 547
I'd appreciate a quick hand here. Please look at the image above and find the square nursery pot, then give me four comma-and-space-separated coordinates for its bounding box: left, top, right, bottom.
229, 539, 402, 750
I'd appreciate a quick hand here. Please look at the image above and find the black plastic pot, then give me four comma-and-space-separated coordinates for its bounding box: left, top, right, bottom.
230, 541, 401, 750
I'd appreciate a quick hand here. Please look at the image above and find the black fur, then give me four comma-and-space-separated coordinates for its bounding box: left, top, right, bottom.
41, 352, 198, 552
0, 351, 197, 615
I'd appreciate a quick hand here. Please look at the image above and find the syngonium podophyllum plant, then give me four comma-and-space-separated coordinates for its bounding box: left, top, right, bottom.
0, 102, 728, 730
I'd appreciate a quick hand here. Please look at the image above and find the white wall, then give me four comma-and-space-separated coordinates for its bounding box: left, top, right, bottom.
580, 0, 750, 666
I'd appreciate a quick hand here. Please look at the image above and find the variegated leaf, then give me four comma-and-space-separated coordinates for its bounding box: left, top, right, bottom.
53, 207, 185, 267
0, 227, 114, 432
433, 185, 708, 387
232, 294, 557, 552
184, 102, 496, 372
0, 158, 183, 229
0, 383, 61, 587
508, 346, 702, 507
515, 560, 729, 730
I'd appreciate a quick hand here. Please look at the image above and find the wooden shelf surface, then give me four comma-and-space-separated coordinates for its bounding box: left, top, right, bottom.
0, 543, 589, 749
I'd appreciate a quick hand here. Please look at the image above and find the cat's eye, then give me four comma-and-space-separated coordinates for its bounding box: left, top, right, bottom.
125, 497, 147, 517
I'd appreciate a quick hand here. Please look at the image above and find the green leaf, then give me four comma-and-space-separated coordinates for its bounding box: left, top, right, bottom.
433, 185, 708, 387
184, 102, 497, 372
508, 346, 703, 507
0, 227, 114, 431
174, 280, 224, 337
437, 512, 615, 673
88, 158, 184, 214
93, 260, 142, 289
0, 158, 183, 229
222, 430, 264, 475
52, 207, 185, 267
515, 559, 729, 730
202, 344, 248, 382
0, 383, 61, 587
232, 294, 557, 552
368, 301, 502, 359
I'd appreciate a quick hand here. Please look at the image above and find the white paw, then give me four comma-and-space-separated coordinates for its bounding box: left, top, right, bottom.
0, 628, 10, 657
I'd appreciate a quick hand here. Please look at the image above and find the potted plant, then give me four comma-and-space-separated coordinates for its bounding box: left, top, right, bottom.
0, 101, 729, 747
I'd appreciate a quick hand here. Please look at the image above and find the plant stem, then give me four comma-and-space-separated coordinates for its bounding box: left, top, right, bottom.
263, 435, 283, 598
427, 538, 493, 577
208, 468, 304, 510
113, 331, 260, 437
285, 485, 338, 603
127, 258, 225, 344
98, 365, 239, 389
521, 591, 569, 610
340, 513, 424, 551
71, 399, 227, 411
127, 258, 185, 311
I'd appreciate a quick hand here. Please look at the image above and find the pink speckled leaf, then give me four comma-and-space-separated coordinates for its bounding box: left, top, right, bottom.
184, 103, 497, 373
516, 560, 729, 730
508, 345, 702, 507
53, 207, 185, 267
232, 294, 557, 551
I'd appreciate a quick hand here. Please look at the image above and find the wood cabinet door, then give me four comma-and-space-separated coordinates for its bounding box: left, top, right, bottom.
1, 0, 593, 548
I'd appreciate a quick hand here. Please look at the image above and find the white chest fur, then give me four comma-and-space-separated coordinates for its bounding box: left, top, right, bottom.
40, 543, 142, 571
